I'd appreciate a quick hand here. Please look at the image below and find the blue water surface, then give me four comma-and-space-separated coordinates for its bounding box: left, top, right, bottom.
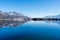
0, 21, 60, 40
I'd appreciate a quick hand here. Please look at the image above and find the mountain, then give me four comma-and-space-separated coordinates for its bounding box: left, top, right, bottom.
0, 11, 29, 27
45, 14, 60, 25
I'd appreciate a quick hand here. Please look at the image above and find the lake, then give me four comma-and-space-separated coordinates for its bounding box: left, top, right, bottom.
0, 21, 60, 40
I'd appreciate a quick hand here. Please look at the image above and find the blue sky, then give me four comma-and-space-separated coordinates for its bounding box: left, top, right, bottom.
0, 0, 60, 17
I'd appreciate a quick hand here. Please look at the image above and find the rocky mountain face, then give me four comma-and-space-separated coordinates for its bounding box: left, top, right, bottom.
45, 14, 60, 18
0, 11, 25, 18
0, 11, 29, 27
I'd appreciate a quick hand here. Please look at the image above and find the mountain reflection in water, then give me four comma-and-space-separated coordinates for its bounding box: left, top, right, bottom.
0, 20, 28, 27
45, 19, 60, 25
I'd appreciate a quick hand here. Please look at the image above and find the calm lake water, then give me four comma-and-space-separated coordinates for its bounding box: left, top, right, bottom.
0, 21, 60, 40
